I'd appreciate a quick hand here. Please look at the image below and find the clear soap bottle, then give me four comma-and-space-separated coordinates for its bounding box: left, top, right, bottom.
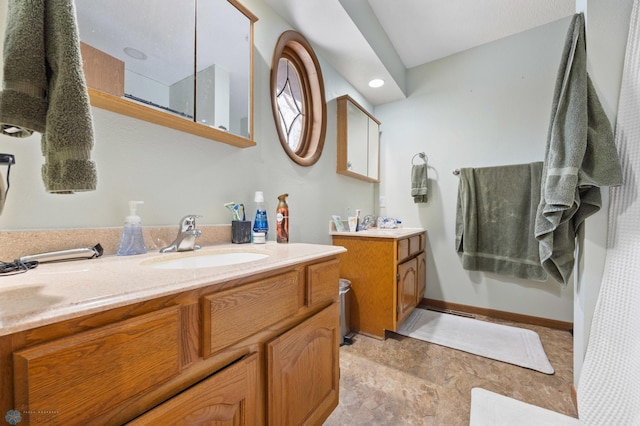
117, 201, 147, 256
252, 191, 268, 240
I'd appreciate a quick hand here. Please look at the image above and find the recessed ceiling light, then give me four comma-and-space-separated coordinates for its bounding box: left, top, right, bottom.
124, 47, 147, 60
368, 78, 384, 88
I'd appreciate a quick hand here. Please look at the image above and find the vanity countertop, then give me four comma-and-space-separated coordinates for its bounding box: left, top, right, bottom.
0, 242, 346, 337
330, 227, 425, 239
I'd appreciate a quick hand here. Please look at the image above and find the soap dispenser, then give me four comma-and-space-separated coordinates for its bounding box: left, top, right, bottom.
117, 201, 147, 256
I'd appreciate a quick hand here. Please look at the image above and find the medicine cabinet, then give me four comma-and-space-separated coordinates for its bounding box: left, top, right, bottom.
337, 95, 380, 182
75, 0, 257, 148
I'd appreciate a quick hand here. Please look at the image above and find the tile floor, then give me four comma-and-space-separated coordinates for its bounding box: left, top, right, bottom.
324, 313, 577, 425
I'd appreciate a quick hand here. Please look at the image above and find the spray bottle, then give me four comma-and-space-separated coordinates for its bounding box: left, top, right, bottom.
276, 193, 289, 243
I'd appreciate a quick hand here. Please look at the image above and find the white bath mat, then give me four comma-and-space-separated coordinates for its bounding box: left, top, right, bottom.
396, 308, 554, 374
469, 388, 580, 425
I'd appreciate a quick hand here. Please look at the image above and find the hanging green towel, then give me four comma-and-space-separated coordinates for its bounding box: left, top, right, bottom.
0, 0, 97, 193
534, 13, 623, 286
456, 162, 548, 282
411, 164, 428, 203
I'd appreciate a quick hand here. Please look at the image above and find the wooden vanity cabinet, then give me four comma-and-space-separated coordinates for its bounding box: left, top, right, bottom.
332, 232, 426, 339
1, 257, 341, 426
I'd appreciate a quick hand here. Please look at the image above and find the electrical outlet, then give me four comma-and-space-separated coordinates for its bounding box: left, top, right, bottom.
379, 196, 386, 208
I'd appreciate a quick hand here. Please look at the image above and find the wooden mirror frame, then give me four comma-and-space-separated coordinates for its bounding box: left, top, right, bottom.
83, 0, 257, 149
336, 94, 381, 183
270, 31, 327, 166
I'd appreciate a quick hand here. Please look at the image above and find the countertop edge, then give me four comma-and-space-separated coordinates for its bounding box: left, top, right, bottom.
329, 227, 425, 239
0, 243, 346, 337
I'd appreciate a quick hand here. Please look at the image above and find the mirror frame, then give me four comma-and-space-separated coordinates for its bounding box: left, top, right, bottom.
270, 31, 327, 166
84, 0, 257, 149
336, 95, 381, 183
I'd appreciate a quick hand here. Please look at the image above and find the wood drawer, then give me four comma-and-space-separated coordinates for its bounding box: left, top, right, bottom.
13, 306, 181, 425
411, 234, 424, 255
203, 271, 299, 358
307, 258, 340, 307
398, 234, 424, 262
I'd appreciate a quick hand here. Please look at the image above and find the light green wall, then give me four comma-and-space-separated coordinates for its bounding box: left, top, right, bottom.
375, 17, 576, 322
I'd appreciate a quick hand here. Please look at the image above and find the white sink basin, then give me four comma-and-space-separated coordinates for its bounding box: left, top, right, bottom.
146, 251, 270, 270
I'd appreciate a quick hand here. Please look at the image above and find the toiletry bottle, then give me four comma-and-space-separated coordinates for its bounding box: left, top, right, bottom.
276, 193, 289, 243
253, 191, 269, 239
117, 201, 147, 256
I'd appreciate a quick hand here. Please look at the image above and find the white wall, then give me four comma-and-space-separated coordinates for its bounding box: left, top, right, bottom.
0, 0, 376, 246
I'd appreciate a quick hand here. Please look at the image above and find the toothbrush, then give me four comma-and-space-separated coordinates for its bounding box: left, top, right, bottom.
224, 202, 239, 220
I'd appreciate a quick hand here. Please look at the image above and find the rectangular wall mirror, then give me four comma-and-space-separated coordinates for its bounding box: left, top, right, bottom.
337, 95, 380, 182
75, 0, 257, 148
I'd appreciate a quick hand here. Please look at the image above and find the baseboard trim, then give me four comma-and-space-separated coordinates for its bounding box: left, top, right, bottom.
422, 299, 573, 331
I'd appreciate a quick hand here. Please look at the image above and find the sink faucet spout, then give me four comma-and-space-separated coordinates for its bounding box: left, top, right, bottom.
160, 215, 202, 253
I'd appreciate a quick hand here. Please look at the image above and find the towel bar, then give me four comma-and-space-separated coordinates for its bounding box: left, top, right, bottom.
453, 169, 460, 176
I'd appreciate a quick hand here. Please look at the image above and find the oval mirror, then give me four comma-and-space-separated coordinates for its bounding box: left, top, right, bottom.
271, 31, 326, 166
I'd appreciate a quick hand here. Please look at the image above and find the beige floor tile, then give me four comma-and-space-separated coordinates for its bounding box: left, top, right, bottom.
324, 314, 576, 425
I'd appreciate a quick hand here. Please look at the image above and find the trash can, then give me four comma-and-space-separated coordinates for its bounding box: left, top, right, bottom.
339, 278, 352, 346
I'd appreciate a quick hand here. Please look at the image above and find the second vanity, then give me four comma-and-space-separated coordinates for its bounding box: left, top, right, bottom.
331, 228, 426, 340
0, 242, 345, 425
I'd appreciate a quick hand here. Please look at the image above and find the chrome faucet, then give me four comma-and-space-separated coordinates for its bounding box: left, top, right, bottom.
160, 215, 202, 253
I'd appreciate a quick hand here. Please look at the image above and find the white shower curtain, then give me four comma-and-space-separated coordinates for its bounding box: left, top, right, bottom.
577, 0, 640, 423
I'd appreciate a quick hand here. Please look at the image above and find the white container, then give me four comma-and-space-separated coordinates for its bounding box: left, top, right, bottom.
253, 232, 266, 244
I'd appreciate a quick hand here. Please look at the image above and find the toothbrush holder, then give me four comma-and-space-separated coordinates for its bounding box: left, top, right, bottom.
231, 220, 252, 244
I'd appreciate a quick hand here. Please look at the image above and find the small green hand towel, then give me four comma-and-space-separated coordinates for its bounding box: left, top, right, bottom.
411, 164, 428, 203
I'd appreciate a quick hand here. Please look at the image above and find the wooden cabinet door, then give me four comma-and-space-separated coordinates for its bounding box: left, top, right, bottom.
266, 303, 340, 426
416, 251, 427, 305
397, 257, 418, 325
128, 353, 258, 425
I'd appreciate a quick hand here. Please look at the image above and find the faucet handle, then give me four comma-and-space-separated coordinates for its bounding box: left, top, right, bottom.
180, 214, 202, 232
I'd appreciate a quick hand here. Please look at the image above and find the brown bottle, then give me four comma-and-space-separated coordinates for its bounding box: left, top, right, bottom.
276, 193, 289, 243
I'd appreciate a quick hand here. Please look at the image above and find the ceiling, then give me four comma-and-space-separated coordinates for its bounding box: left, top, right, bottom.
265, 0, 575, 105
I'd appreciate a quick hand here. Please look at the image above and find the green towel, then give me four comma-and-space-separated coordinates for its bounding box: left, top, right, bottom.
456, 163, 548, 282
411, 164, 428, 203
534, 13, 623, 286
0, 0, 97, 193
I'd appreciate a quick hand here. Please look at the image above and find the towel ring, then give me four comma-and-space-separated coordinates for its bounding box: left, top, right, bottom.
412, 152, 428, 165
